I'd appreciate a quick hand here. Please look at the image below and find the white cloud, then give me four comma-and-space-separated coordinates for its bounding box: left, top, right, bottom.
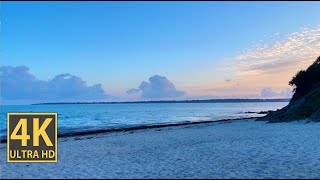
127, 75, 186, 100
235, 26, 320, 76
260, 88, 293, 98
200, 26, 320, 99
0, 66, 110, 102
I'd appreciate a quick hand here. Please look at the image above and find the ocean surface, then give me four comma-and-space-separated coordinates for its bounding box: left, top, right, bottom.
0, 102, 288, 140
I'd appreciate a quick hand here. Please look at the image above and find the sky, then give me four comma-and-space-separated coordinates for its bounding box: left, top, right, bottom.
1, 1, 320, 104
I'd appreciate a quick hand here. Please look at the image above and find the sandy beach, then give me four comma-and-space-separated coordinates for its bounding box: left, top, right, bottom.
1, 119, 320, 179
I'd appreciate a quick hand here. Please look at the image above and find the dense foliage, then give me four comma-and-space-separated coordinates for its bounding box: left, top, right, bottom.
259, 56, 320, 122
289, 56, 320, 102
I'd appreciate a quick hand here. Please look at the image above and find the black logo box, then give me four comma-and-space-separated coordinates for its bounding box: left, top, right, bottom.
7, 113, 57, 162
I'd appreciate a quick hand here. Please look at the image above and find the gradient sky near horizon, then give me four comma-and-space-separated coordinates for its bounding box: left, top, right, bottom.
1, 1, 320, 103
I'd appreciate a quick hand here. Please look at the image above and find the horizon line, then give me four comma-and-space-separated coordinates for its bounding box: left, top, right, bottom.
31, 98, 291, 105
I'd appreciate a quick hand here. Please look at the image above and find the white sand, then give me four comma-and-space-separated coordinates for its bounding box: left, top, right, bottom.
1, 119, 320, 178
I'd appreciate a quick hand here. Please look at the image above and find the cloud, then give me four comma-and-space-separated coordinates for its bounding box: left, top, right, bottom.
126, 88, 140, 95
235, 26, 320, 76
0, 66, 48, 100
260, 88, 293, 98
260, 88, 278, 97
197, 26, 319, 99
127, 75, 186, 99
1, 66, 109, 103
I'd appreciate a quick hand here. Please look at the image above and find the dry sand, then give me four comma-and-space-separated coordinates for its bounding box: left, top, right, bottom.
1, 119, 320, 178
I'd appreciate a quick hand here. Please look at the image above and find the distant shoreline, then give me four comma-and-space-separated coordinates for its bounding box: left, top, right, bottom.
32, 98, 291, 105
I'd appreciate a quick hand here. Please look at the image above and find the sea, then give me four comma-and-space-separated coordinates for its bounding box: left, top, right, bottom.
0, 102, 288, 141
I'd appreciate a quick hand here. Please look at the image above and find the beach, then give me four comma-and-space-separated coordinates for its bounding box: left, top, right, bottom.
1, 119, 320, 179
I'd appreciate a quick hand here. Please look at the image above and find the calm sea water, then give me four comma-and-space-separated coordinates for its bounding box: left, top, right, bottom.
0, 102, 288, 140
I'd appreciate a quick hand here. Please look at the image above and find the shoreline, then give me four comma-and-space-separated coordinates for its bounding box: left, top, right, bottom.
0, 116, 260, 143
57, 116, 259, 137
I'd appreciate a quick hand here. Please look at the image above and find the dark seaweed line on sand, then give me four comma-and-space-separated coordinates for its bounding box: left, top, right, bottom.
1, 117, 258, 143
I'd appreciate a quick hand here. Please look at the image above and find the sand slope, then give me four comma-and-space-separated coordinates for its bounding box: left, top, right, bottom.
1, 119, 320, 178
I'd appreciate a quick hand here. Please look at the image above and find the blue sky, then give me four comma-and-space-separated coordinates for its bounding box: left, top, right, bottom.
2, 2, 320, 103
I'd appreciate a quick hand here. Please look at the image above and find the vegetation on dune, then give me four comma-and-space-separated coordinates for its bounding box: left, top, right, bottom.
259, 56, 320, 123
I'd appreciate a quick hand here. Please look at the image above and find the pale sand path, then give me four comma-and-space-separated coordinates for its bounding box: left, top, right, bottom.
1, 119, 320, 178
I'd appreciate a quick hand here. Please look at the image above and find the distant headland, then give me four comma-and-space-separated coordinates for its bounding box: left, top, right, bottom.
32, 98, 291, 105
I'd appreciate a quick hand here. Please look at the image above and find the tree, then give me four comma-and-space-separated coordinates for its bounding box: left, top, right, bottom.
289, 56, 320, 101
